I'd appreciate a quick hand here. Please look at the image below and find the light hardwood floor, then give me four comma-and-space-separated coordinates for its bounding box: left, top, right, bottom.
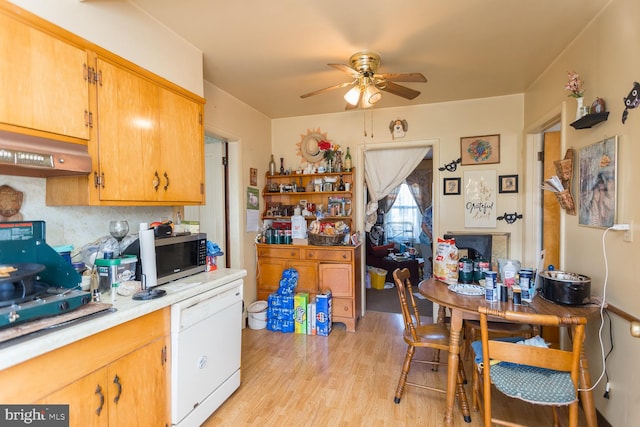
204, 311, 587, 426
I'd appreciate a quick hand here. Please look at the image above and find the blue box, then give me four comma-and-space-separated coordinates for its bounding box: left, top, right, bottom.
315, 290, 332, 336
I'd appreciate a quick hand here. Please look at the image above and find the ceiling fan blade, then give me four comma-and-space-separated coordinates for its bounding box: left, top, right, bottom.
329, 63, 360, 78
378, 72, 427, 83
380, 81, 421, 100
300, 81, 354, 98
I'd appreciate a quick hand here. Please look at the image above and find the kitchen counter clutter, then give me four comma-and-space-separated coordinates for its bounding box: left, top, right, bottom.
0, 268, 246, 370
0, 267, 246, 426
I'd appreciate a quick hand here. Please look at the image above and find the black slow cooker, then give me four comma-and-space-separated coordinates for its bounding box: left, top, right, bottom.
540, 270, 591, 305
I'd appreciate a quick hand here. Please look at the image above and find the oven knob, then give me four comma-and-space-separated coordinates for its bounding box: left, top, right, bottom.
7, 311, 19, 323
58, 301, 70, 311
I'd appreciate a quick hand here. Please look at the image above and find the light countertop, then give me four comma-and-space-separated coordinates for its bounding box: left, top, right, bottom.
0, 268, 247, 371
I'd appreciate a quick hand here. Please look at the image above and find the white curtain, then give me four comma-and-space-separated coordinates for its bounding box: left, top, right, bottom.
364, 146, 432, 231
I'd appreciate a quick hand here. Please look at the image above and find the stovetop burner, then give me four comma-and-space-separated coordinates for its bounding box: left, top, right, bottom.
0, 281, 49, 308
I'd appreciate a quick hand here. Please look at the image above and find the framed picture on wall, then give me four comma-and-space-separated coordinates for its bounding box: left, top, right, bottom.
463, 170, 497, 228
578, 136, 618, 228
443, 177, 461, 195
250, 168, 258, 186
460, 134, 500, 165
498, 175, 518, 193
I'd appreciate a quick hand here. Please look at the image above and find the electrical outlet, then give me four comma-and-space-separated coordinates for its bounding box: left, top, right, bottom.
624, 220, 633, 243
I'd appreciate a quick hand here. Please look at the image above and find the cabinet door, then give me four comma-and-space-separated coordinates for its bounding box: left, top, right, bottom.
288, 260, 318, 294
107, 337, 169, 426
95, 58, 160, 202
257, 258, 317, 296
257, 258, 288, 294
0, 12, 90, 140
37, 369, 108, 427
318, 263, 352, 296
157, 88, 204, 203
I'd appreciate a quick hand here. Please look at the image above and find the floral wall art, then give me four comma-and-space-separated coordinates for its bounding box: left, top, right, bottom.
463, 170, 497, 228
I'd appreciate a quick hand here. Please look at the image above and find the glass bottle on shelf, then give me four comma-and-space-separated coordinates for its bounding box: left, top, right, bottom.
344, 147, 352, 171
268, 155, 276, 176
337, 175, 345, 191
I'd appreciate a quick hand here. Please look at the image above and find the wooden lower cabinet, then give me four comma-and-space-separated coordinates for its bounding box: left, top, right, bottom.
0, 309, 170, 426
256, 243, 361, 332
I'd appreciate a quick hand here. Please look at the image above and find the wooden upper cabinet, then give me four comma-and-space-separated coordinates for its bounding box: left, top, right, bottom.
157, 87, 204, 203
94, 58, 162, 202
83, 57, 204, 205
0, 11, 90, 141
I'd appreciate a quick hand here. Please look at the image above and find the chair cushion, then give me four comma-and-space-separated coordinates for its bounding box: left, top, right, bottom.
490, 364, 577, 405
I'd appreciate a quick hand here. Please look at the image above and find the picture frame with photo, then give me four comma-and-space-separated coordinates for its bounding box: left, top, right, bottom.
443, 177, 461, 195
498, 174, 518, 193
250, 168, 258, 186
460, 134, 500, 165
578, 136, 618, 228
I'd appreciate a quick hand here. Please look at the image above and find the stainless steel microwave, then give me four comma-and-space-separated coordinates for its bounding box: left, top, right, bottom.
123, 232, 207, 286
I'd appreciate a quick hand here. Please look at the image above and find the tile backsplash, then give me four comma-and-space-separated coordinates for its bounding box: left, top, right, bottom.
1, 175, 174, 252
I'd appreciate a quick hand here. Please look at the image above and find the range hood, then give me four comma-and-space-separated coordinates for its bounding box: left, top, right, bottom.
0, 130, 92, 178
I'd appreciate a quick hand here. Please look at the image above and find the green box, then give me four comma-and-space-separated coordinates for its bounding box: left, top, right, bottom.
294, 292, 309, 334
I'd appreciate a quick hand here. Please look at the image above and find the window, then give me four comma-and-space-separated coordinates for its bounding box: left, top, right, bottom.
384, 183, 421, 244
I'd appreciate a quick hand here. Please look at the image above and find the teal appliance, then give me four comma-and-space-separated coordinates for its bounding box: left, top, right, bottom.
0, 221, 90, 328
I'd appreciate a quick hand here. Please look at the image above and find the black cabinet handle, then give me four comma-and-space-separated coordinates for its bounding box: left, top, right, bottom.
153, 171, 160, 192
95, 384, 104, 415
113, 374, 122, 404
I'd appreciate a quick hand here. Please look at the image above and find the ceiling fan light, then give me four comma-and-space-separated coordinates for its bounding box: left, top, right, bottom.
344, 87, 361, 105
364, 84, 382, 104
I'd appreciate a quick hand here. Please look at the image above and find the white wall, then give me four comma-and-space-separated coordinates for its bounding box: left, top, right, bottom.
525, 0, 640, 424
202, 81, 272, 304
272, 94, 525, 261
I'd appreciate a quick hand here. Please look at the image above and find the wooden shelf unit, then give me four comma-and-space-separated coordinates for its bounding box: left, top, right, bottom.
258, 168, 361, 332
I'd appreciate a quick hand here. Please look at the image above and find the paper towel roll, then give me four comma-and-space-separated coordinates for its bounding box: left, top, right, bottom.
139, 225, 157, 288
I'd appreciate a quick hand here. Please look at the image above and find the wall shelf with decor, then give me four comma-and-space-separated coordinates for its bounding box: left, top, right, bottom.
262, 170, 353, 223
570, 112, 609, 129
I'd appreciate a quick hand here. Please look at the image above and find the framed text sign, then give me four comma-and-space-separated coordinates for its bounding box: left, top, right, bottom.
463, 170, 497, 228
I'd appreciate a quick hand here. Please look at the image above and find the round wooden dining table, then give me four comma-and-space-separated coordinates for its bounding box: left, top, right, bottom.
419, 278, 601, 427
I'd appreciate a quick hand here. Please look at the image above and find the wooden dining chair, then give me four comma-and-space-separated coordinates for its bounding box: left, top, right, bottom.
473, 306, 586, 427
392, 268, 472, 423
462, 319, 533, 361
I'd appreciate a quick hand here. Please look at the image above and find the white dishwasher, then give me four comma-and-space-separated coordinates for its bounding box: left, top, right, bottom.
171, 279, 243, 427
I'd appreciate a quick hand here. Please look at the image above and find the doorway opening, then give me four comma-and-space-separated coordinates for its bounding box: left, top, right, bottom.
356, 140, 438, 314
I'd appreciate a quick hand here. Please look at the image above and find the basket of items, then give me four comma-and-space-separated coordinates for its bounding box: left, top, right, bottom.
308, 220, 349, 246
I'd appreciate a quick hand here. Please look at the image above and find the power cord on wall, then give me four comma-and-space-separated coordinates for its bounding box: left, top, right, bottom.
579, 225, 626, 393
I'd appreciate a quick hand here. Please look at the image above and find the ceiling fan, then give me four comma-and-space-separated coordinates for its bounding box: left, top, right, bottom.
300, 50, 427, 110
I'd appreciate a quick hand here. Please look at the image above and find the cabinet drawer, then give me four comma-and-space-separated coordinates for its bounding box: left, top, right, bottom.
331, 297, 353, 318
304, 248, 351, 262
257, 246, 300, 259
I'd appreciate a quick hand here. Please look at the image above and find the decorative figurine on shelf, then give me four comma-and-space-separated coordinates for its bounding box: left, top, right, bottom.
338, 175, 346, 191
622, 82, 640, 124
591, 97, 606, 114
279, 157, 285, 175
334, 150, 343, 172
